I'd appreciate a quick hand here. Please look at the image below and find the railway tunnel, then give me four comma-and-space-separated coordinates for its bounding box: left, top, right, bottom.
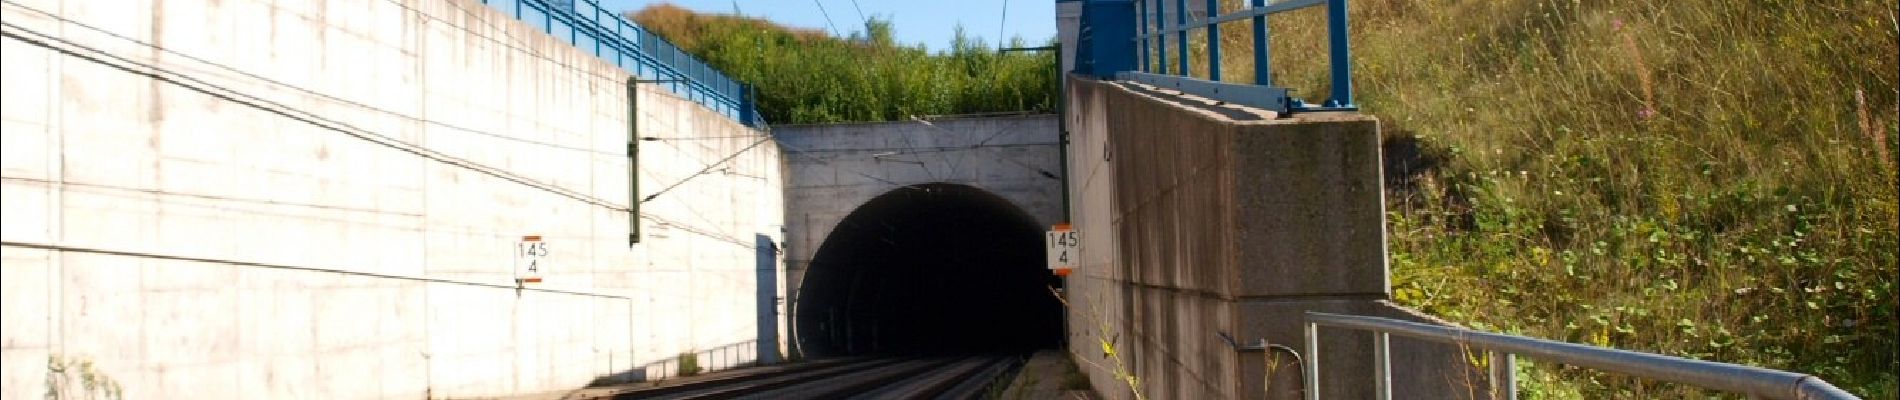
794, 183, 1064, 356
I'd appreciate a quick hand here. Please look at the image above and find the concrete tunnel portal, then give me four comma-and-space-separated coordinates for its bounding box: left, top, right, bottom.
795, 183, 1064, 357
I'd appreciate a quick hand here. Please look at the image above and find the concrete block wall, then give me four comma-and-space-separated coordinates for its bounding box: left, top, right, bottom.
0, 0, 784, 398
1061, 76, 1486, 399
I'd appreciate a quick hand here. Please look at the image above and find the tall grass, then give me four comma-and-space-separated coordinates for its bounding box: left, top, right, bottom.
1179, 0, 1897, 396
630, 4, 1057, 124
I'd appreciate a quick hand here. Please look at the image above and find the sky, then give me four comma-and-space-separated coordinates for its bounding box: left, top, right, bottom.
596, 0, 1058, 51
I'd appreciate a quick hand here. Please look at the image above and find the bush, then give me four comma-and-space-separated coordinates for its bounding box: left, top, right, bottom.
631, 4, 1057, 124
677, 352, 701, 377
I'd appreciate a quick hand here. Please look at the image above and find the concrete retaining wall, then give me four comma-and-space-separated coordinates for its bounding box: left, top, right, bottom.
0, 0, 784, 398
1061, 76, 1486, 399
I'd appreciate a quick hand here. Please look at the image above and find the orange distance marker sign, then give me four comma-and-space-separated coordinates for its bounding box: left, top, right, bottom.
1046, 224, 1077, 276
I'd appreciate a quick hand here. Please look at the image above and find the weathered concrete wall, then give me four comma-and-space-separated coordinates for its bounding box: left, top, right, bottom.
0, 0, 784, 398
1061, 76, 1484, 399
773, 114, 1062, 345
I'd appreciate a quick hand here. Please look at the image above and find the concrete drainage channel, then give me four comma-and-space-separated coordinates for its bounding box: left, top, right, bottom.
591, 355, 1026, 400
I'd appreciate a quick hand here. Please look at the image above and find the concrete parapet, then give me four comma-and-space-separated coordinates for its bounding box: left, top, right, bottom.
1062, 75, 1481, 399
1232, 114, 1389, 297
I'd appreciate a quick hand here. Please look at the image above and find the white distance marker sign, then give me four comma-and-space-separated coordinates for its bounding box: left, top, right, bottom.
516, 235, 547, 284
1046, 224, 1077, 274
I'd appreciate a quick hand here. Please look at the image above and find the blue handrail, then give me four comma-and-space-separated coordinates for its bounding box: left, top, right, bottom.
479, 0, 767, 128
1126, 0, 1355, 112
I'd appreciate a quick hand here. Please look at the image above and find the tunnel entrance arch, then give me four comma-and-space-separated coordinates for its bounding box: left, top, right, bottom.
793, 183, 1063, 357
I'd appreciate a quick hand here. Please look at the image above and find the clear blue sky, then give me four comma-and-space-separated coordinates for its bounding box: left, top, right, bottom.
596, 0, 1057, 51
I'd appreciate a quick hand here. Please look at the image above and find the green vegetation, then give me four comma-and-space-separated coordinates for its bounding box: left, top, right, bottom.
1181, 0, 1896, 397
677, 352, 701, 377
45, 355, 123, 400
630, 4, 1057, 124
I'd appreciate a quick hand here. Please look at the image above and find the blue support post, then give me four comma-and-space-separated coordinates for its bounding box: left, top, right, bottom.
1324, 0, 1353, 107
1154, 0, 1167, 74
1138, 0, 1150, 72
1251, 0, 1269, 86
1074, 0, 1136, 79
1175, 0, 1188, 75
739, 83, 755, 127
1205, 0, 1220, 81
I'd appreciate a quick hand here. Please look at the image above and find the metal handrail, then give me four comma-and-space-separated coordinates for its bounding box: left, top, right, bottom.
1129, 0, 1353, 111
478, 0, 766, 128
1302, 311, 1860, 400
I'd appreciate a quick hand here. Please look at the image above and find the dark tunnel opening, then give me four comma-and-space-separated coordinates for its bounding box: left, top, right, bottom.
795, 183, 1063, 357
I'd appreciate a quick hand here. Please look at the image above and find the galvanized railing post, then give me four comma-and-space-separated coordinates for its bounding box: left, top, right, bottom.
1138, 0, 1150, 72
1154, 0, 1168, 74
1492, 352, 1518, 400
1374, 331, 1392, 400
1250, 0, 1269, 86
1304, 322, 1321, 400
1323, 0, 1353, 107
1205, 0, 1221, 81
1174, 0, 1189, 75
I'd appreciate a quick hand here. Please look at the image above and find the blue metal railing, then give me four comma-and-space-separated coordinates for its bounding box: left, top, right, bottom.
1120, 0, 1356, 113
479, 0, 765, 128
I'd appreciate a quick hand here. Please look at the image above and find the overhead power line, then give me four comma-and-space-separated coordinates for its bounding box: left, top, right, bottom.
642, 137, 775, 203
0, 7, 767, 248
848, 0, 871, 35
0, 19, 623, 211
998, 0, 1011, 48
812, 0, 843, 38
5, 0, 616, 155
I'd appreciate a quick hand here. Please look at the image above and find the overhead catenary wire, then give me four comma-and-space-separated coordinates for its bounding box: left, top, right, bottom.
1, 0, 618, 156
775, 139, 910, 189
998, 0, 1011, 48
812, 0, 844, 38
0, 21, 624, 211
391, 0, 746, 119
848, 0, 871, 35
0, 13, 762, 248
642, 135, 769, 141
383, 0, 625, 85
641, 137, 775, 203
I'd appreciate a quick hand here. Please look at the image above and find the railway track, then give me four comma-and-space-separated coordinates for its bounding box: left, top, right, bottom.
597, 355, 1024, 400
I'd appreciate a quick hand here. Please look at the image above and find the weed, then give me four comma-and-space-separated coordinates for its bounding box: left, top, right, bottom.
1049, 287, 1146, 400
44, 355, 122, 400
677, 353, 702, 377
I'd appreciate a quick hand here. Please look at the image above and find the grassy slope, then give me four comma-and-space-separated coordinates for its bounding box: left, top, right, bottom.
1183, 0, 1897, 396
630, 4, 1057, 124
